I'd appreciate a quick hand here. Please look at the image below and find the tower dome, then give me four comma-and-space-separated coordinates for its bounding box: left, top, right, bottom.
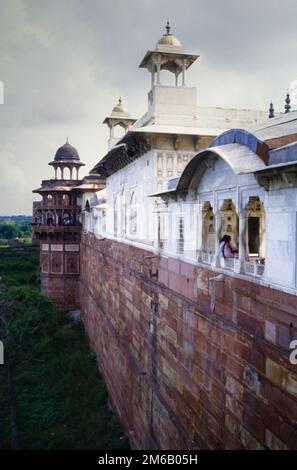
54, 139, 80, 161
156, 21, 183, 49
111, 98, 127, 115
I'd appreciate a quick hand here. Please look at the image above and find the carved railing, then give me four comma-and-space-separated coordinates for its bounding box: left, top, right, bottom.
197, 250, 214, 265
244, 260, 265, 277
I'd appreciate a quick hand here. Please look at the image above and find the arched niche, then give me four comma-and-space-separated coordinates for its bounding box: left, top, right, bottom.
245, 196, 265, 261
202, 201, 216, 254
62, 194, 70, 207
85, 200, 91, 212
219, 199, 238, 247
46, 211, 55, 226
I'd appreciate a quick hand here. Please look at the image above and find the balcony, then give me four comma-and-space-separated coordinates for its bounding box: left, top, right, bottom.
34, 201, 80, 210
32, 223, 82, 234
197, 250, 265, 277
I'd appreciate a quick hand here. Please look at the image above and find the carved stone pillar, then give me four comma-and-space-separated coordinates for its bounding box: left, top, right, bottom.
156, 55, 161, 85
197, 204, 204, 259
182, 58, 187, 86
238, 209, 248, 273
213, 210, 223, 267
151, 64, 155, 88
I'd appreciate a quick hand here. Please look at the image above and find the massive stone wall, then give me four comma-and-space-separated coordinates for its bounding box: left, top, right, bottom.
80, 233, 297, 450
41, 275, 80, 310
40, 241, 80, 310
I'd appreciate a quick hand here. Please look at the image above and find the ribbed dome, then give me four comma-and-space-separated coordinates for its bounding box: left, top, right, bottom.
157, 34, 182, 48
54, 140, 80, 161
156, 21, 183, 49
112, 98, 127, 114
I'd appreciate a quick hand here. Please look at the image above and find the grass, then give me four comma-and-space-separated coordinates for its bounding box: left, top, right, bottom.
0, 249, 129, 450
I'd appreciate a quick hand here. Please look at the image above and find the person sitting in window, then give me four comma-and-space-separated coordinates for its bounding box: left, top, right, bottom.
218, 235, 238, 259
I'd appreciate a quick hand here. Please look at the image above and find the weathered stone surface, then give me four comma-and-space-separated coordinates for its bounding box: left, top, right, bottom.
80, 234, 297, 450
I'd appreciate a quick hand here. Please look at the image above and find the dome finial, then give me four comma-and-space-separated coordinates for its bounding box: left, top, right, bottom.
156, 21, 182, 48
285, 93, 291, 113
66, 136, 69, 144
166, 20, 171, 35
112, 97, 127, 114
269, 101, 275, 119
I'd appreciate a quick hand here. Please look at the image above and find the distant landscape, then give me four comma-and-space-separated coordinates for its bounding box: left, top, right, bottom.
0, 216, 32, 246
0, 242, 129, 449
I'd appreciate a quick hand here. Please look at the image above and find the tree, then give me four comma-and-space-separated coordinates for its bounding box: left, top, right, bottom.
0, 222, 18, 240
0, 295, 22, 449
0, 284, 50, 449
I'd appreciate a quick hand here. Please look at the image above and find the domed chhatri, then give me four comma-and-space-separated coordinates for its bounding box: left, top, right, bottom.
112, 97, 127, 115
103, 98, 137, 148
139, 22, 199, 87
156, 21, 183, 49
54, 138, 80, 161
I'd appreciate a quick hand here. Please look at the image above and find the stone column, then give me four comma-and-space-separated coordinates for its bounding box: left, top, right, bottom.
156, 55, 161, 85
61, 167, 64, 180
70, 167, 73, 180
196, 203, 204, 260
182, 58, 187, 86
213, 210, 223, 267
54, 167, 57, 179
76, 167, 79, 179
238, 209, 247, 273
151, 65, 155, 88
175, 73, 178, 86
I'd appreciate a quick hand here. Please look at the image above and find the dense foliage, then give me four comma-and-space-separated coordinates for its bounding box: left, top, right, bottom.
0, 249, 129, 450
0, 216, 32, 243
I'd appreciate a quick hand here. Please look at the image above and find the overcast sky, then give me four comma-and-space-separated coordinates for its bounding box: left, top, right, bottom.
1, 0, 297, 215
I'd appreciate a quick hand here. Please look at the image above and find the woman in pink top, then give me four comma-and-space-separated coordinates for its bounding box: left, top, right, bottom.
218, 235, 238, 259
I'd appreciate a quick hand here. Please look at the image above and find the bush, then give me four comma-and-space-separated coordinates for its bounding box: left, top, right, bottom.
0, 250, 129, 450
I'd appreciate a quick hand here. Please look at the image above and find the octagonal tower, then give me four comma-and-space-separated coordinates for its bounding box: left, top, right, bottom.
32, 139, 85, 310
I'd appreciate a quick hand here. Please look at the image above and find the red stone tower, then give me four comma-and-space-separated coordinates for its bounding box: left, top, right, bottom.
32, 140, 85, 310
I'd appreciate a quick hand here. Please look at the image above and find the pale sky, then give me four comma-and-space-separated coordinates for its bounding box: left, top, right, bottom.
1, 0, 297, 215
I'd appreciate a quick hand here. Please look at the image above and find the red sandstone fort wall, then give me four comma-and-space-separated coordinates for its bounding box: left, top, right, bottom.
80, 233, 297, 450
41, 275, 80, 310
40, 241, 80, 310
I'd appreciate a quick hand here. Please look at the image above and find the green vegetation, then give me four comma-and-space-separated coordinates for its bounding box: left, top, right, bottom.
0, 249, 129, 450
0, 216, 32, 245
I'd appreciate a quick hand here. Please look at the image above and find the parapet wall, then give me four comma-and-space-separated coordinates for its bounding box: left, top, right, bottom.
80, 233, 297, 450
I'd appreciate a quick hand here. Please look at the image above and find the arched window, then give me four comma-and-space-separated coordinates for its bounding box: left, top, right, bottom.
245, 196, 265, 261
202, 202, 216, 254
220, 199, 238, 247
85, 200, 90, 212
46, 211, 54, 226
62, 194, 70, 206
